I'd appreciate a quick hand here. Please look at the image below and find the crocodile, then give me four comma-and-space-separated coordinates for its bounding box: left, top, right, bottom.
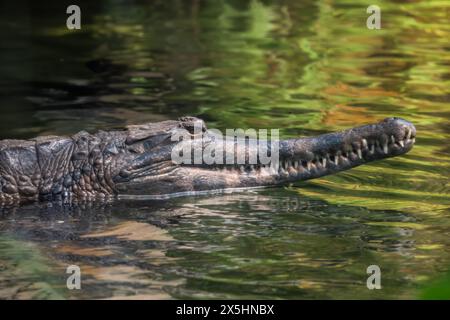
0, 117, 415, 204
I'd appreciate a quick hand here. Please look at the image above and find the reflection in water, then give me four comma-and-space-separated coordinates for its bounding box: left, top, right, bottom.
81, 221, 173, 241
0, 0, 449, 299
0, 190, 447, 299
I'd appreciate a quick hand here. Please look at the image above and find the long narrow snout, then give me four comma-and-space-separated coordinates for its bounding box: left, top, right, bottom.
276, 117, 416, 182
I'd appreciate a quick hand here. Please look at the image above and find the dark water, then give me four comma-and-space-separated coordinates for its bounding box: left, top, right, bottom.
0, 0, 449, 299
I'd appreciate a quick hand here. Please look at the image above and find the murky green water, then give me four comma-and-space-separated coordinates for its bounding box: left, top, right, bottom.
0, 0, 449, 299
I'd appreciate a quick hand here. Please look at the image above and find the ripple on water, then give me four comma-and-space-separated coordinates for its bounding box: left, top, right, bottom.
0, 0, 449, 299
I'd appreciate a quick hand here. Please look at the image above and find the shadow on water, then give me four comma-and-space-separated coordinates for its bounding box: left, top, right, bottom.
0, 188, 443, 299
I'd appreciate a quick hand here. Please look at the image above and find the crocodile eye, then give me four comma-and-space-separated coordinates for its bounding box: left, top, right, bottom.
179, 117, 207, 135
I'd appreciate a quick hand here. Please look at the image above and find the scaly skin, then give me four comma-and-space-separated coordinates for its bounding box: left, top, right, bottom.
0, 117, 416, 204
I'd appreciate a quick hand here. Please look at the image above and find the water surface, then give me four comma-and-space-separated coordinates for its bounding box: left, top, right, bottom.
0, 0, 449, 299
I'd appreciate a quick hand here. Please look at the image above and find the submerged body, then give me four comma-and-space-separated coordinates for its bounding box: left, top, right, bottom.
0, 117, 415, 204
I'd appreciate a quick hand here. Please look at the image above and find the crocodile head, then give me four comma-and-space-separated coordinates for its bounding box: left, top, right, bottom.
112, 117, 416, 198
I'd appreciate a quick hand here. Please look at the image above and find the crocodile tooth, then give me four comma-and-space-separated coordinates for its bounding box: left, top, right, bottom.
370, 145, 375, 154
391, 135, 395, 144
362, 139, 368, 149
307, 161, 311, 170
399, 140, 404, 147
383, 143, 388, 154
406, 128, 411, 140
294, 161, 299, 168
357, 149, 362, 159
334, 156, 339, 165
412, 138, 415, 144
322, 158, 327, 167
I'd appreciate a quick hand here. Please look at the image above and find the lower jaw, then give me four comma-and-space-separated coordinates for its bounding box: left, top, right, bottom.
118, 159, 377, 198
119, 145, 412, 196
238, 152, 410, 187
262, 143, 414, 185
239, 161, 361, 186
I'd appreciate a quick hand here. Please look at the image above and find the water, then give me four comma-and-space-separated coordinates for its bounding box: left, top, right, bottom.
0, 0, 449, 299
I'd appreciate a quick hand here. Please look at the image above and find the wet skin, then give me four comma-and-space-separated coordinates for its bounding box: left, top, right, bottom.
0, 117, 416, 204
